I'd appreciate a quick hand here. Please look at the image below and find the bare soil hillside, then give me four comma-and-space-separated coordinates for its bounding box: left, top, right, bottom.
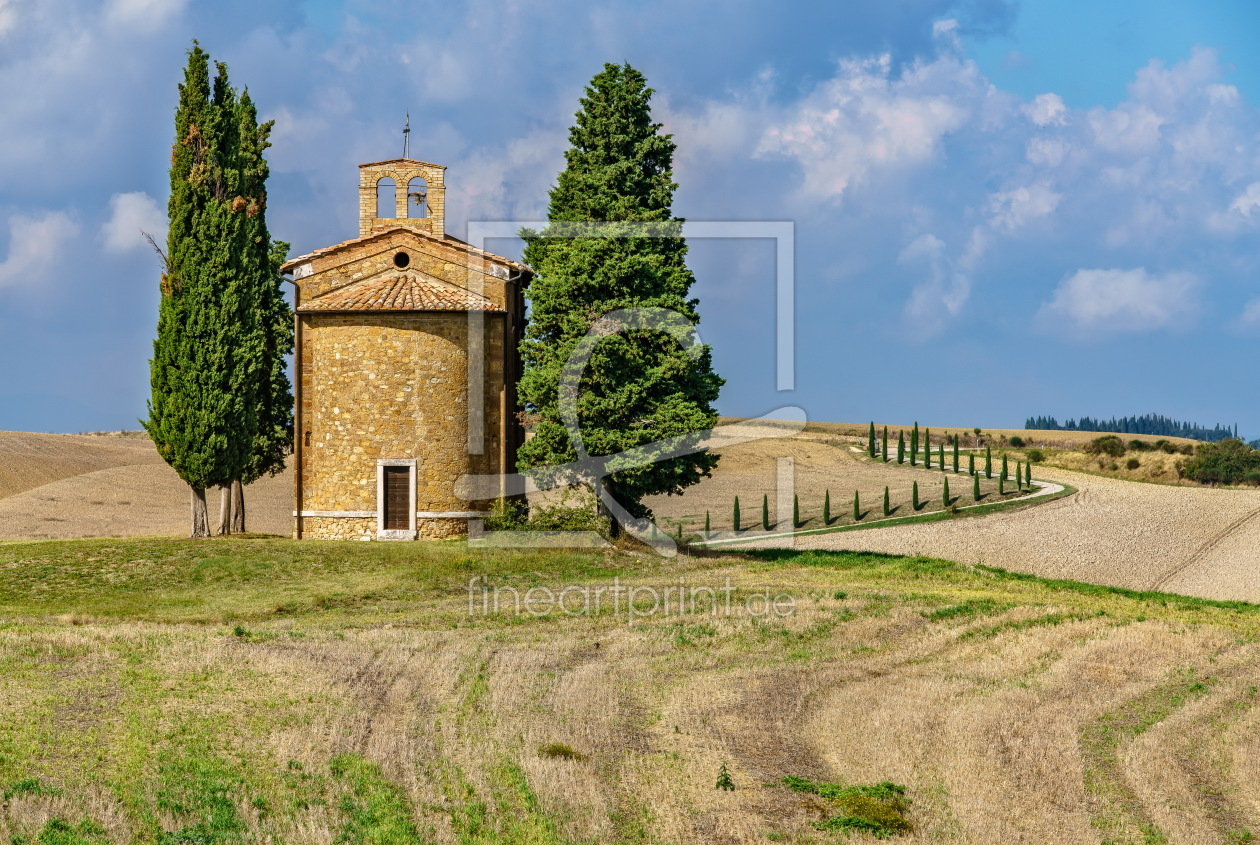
0, 431, 292, 539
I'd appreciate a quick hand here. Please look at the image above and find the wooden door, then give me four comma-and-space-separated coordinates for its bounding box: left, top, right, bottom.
383, 466, 410, 530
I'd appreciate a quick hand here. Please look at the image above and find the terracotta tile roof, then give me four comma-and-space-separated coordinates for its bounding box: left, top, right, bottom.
297, 274, 503, 313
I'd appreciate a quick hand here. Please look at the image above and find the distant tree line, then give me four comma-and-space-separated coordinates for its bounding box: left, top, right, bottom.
1025, 413, 1238, 442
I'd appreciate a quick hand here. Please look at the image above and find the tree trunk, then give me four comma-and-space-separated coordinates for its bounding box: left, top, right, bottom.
190, 485, 211, 538
598, 479, 621, 539
215, 484, 232, 535
230, 479, 245, 533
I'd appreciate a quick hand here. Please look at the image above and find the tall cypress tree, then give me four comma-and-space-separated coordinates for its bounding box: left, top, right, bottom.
897, 431, 905, 464
518, 63, 723, 526
923, 428, 931, 468
823, 489, 831, 525
953, 436, 960, 473
882, 485, 890, 517
882, 426, 889, 462
867, 422, 876, 458
146, 46, 272, 538
910, 423, 919, 467
985, 447, 993, 479
761, 493, 770, 531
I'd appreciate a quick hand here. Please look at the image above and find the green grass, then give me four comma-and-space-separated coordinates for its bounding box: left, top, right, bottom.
1, 536, 1258, 843
782, 776, 911, 838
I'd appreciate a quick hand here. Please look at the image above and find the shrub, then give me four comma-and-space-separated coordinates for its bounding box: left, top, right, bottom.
1126, 457, 1141, 470
539, 743, 586, 761
1128, 439, 1151, 452
1179, 438, 1260, 485
1025, 448, 1045, 463
1008, 435, 1024, 447
1180, 443, 1196, 455
1108, 462, 1119, 471
529, 499, 603, 532
1155, 439, 1177, 454
485, 497, 527, 531
1083, 435, 1126, 458
716, 761, 735, 791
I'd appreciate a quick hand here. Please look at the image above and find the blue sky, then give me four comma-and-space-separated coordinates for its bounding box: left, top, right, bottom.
1, 0, 1258, 435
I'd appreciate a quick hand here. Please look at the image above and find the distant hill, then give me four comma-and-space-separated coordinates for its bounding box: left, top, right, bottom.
1025, 414, 1238, 443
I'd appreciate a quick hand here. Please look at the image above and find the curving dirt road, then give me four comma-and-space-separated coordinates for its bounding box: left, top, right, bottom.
770, 467, 1260, 603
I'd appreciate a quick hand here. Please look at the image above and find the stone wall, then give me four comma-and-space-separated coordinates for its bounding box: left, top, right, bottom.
358, 160, 446, 238
297, 230, 516, 309
297, 312, 506, 540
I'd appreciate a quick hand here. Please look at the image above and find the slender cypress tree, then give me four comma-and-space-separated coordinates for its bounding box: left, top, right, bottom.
1001, 453, 1009, 481
882, 426, 889, 462
517, 63, 723, 526
910, 422, 919, 466
853, 490, 861, 521
939, 442, 945, 471
943, 477, 950, 506
704, 511, 711, 537
973, 472, 981, 501
1026, 462, 1032, 486
999, 474, 1005, 495
953, 436, 960, 473
923, 429, 931, 468
793, 494, 800, 528
867, 422, 876, 458
969, 453, 975, 476
912, 481, 920, 511
882, 486, 890, 517
897, 431, 905, 464
1016, 461, 1023, 490
823, 489, 831, 525
985, 447, 992, 479
733, 496, 740, 532
761, 493, 770, 531
223, 92, 293, 533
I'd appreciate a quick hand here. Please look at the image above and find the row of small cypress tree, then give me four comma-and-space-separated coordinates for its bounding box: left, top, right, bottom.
715, 469, 1034, 534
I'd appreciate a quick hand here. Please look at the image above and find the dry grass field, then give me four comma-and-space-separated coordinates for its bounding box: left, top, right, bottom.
0, 538, 1258, 843
3, 428, 1260, 841
0, 431, 292, 540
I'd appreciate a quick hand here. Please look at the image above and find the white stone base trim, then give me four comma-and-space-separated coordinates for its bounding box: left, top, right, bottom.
297, 510, 487, 519
296, 510, 375, 518
376, 529, 417, 541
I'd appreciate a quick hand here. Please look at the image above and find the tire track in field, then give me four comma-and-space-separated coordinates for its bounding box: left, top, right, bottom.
1149, 504, 1260, 592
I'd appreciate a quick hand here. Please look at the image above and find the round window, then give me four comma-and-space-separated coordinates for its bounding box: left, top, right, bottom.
393, 251, 410, 269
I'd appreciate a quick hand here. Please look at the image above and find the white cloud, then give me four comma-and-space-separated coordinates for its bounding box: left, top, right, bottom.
1238, 298, 1260, 328
900, 232, 973, 337
0, 211, 79, 289
756, 52, 977, 201
1023, 93, 1066, 127
0, 0, 16, 37
1229, 182, 1260, 218
987, 182, 1061, 231
1025, 136, 1067, 167
104, 0, 185, 30
101, 191, 165, 254
1087, 104, 1164, 154
1037, 268, 1198, 336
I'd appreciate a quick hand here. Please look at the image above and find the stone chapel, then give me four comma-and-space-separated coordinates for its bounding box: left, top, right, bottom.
281, 158, 530, 540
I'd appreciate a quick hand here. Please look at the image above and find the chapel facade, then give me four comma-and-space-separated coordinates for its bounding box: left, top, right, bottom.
282, 158, 529, 540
